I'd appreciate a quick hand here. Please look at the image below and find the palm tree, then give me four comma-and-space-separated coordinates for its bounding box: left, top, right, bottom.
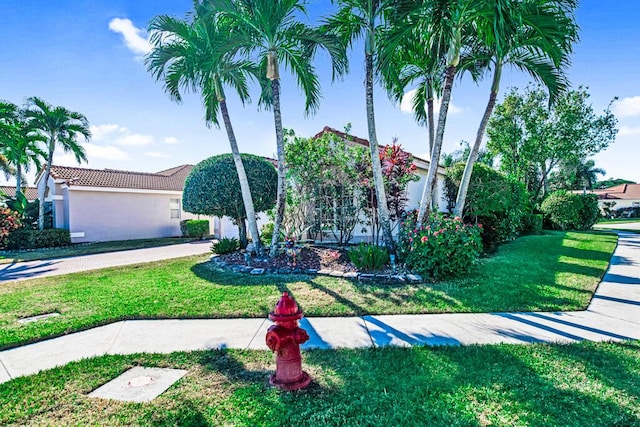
403, 0, 480, 226
215, 0, 347, 257
0, 101, 46, 196
325, 0, 398, 252
453, 0, 578, 217
24, 97, 90, 230
146, 2, 266, 253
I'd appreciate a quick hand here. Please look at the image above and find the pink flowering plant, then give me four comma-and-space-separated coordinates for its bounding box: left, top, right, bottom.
398, 210, 482, 279
0, 207, 22, 248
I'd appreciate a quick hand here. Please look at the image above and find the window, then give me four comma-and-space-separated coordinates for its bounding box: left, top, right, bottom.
170, 198, 181, 219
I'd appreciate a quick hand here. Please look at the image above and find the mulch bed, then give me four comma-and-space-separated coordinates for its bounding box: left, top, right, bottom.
214, 246, 358, 273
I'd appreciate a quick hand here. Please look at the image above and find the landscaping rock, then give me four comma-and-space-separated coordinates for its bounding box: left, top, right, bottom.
231, 266, 243, 273
343, 272, 358, 280
250, 268, 265, 275
359, 274, 375, 283
391, 274, 406, 283
317, 269, 332, 275
278, 267, 292, 274
329, 271, 344, 277
240, 267, 253, 274
375, 274, 391, 282
306, 269, 319, 275
406, 274, 423, 283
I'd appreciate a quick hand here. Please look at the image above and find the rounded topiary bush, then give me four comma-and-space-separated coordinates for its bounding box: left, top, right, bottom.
540, 191, 600, 230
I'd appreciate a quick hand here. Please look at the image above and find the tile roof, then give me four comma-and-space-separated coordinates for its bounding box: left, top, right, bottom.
588, 184, 640, 200
48, 164, 193, 192
0, 186, 38, 200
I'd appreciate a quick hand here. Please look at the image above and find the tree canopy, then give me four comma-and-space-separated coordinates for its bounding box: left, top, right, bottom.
183, 153, 277, 247
487, 85, 617, 202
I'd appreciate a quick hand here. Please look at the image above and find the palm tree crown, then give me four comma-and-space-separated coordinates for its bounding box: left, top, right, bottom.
25, 96, 90, 229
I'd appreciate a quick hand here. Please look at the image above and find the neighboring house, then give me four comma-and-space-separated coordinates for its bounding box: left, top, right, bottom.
0, 186, 38, 201
35, 165, 224, 243
586, 184, 640, 212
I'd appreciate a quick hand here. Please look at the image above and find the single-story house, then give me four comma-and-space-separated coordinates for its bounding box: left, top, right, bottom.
585, 183, 640, 213
33, 126, 447, 244
34, 164, 226, 243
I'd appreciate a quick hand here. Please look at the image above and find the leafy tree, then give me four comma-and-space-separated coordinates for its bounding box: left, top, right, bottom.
146, 1, 266, 254
24, 97, 90, 230
285, 129, 370, 245
0, 101, 46, 196
215, 0, 347, 257
183, 153, 277, 248
454, 0, 578, 217
325, 0, 399, 252
487, 85, 617, 204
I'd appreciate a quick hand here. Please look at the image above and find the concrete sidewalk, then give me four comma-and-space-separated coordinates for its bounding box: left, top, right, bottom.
1, 232, 638, 384
0, 240, 213, 283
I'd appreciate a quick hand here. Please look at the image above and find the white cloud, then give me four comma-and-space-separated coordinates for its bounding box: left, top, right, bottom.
612, 96, 640, 118
90, 124, 126, 141
85, 144, 130, 161
90, 124, 155, 146
108, 18, 151, 55
116, 133, 155, 146
163, 136, 179, 145
53, 144, 129, 165
400, 89, 463, 116
145, 151, 171, 158
619, 125, 640, 136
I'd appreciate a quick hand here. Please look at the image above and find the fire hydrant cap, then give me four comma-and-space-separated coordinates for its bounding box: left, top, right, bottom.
269, 292, 303, 321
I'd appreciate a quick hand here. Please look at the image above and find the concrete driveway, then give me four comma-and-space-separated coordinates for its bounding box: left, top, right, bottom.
0, 240, 213, 283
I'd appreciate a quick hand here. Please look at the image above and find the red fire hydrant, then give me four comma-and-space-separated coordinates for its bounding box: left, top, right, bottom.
265, 292, 311, 390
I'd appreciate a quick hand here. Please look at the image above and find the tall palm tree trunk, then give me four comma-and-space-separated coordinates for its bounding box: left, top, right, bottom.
365, 53, 394, 253
454, 64, 502, 217
426, 84, 436, 209
417, 65, 456, 226
38, 143, 55, 230
15, 164, 22, 197
269, 78, 287, 258
220, 99, 262, 254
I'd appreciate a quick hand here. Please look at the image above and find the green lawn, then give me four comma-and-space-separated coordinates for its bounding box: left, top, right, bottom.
1, 340, 638, 426
0, 237, 197, 264
0, 231, 616, 350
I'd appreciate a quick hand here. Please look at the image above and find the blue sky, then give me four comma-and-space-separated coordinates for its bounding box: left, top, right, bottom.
1, 0, 639, 187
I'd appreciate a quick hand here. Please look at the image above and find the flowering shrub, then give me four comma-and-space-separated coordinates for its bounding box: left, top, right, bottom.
398, 211, 483, 280
0, 207, 22, 248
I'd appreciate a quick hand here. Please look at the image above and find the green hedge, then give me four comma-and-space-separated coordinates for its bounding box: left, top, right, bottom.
180, 219, 209, 239
6, 229, 71, 250
523, 214, 543, 235
540, 191, 600, 230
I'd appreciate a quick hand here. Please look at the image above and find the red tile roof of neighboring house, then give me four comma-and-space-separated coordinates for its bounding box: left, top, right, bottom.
587, 184, 640, 200
47, 164, 194, 191
0, 186, 38, 200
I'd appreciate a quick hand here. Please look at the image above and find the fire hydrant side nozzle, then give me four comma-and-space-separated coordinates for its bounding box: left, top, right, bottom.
266, 292, 311, 391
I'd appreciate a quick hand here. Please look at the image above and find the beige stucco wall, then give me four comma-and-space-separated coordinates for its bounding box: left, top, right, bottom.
65, 188, 216, 243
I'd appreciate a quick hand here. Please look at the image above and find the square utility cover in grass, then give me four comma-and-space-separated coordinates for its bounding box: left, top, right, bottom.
88, 367, 187, 402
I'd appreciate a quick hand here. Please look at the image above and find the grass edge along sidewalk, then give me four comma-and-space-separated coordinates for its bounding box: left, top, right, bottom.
0, 231, 617, 350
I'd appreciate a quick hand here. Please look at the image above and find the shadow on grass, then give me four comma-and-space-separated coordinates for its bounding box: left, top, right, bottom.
190, 231, 619, 316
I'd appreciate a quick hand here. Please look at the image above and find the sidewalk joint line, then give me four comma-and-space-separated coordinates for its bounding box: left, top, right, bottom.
246, 318, 268, 350
107, 321, 126, 353
0, 355, 12, 381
